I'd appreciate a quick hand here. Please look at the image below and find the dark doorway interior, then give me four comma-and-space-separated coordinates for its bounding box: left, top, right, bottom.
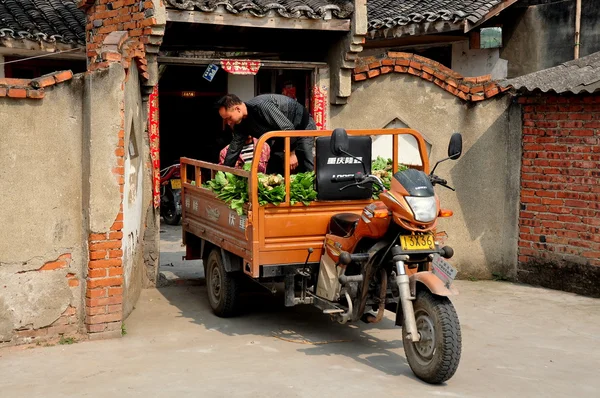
158, 65, 229, 167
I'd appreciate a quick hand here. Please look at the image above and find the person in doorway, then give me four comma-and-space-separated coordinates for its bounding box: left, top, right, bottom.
218, 134, 270, 173
215, 93, 315, 175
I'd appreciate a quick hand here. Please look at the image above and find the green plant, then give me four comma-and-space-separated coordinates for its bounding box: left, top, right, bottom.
290, 171, 317, 205
371, 157, 408, 199
121, 323, 127, 336
492, 272, 510, 281
58, 336, 76, 345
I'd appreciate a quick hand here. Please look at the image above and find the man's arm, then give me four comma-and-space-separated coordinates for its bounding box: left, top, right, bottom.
223, 133, 246, 167
258, 101, 300, 152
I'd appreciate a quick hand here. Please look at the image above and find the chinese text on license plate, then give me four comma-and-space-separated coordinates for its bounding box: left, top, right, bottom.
431, 254, 458, 286
170, 179, 182, 189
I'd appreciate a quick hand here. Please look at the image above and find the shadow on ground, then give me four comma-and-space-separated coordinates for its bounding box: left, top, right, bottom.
157, 284, 420, 380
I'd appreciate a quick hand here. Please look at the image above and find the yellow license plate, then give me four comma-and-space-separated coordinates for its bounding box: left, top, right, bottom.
400, 234, 435, 251
170, 179, 181, 189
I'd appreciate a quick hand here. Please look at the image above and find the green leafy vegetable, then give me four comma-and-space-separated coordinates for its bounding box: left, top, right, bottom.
371, 156, 408, 199
290, 171, 317, 205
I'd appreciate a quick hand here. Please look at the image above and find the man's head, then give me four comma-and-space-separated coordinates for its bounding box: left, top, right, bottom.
216, 94, 246, 127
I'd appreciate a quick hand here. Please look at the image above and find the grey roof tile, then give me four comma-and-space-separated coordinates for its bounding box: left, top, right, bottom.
165, 0, 354, 19
500, 51, 600, 94
0, 0, 85, 45
368, 0, 505, 31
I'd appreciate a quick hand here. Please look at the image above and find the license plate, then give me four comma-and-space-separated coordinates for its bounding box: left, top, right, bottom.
431, 254, 458, 286
400, 234, 435, 251
170, 179, 181, 189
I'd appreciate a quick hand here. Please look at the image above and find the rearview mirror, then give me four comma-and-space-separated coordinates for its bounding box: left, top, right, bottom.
448, 133, 462, 160
330, 128, 349, 156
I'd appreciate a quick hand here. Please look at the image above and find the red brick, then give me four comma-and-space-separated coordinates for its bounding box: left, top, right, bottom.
108, 249, 123, 258
381, 59, 394, 66
381, 66, 393, 74
89, 259, 122, 269
86, 295, 123, 307
68, 279, 80, 287
39, 260, 67, 271
394, 65, 408, 73
89, 268, 107, 278
407, 67, 420, 76
108, 287, 123, 296
87, 306, 106, 316
108, 267, 123, 276
368, 61, 382, 70
433, 71, 448, 80
367, 69, 381, 78
86, 288, 107, 299
485, 87, 500, 98
471, 94, 485, 102
395, 59, 410, 67
27, 89, 45, 99
470, 85, 484, 94
115, 147, 125, 157
111, 221, 124, 231
476, 74, 492, 83
87, 313, 122, 325
408, 61, 422, 70
8, 88, 27, 98
420, 72, 433, 82
457, 91, 469, 101
354, 65, 369, 74
87, 323, 107, 333
388, 51, 411, 59
115, 212, 124, 222
90, 250, 108, 260
107, 304, 122, 313
90, 233, 108, 241
87, 276, 123, 289
89, 241, 122, 251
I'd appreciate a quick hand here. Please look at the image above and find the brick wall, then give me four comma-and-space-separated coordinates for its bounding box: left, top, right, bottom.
518, 93, 600, 297
353, 52, 509, 102
79, 0, 164, 90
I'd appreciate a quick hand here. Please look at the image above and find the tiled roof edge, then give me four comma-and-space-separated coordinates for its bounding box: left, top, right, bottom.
0, 70, 74, 100
353, 52, 509, 102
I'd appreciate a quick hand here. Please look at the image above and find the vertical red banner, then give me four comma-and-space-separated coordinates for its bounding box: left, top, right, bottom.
311, 85, 327, 130
148, 85, 160, 209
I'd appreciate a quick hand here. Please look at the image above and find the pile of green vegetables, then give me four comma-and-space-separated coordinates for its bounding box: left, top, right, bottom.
202, 157, 406, 214
202, 163, 317, 215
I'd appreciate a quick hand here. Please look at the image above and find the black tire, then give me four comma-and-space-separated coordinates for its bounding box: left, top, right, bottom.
162, 205, 181, 225
403, 290, 462, 384
205, 248, 239, 317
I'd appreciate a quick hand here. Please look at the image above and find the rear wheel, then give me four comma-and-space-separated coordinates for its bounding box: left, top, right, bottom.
403, 290, 461, 384
205, 248, 239, 317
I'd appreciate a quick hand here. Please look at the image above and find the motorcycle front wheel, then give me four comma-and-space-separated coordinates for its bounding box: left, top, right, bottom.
162, 203, 181, 225
403, 290, 462, 384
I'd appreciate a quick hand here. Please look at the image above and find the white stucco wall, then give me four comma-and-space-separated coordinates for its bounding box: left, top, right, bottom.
227, 74, 255, 101
451, 41, 508, 80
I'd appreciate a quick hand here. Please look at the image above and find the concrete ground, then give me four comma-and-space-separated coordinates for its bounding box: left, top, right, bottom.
1, 224, 599, 397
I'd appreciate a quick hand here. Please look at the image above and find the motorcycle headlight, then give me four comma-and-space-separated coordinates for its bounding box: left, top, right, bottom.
405, 196, 437, 223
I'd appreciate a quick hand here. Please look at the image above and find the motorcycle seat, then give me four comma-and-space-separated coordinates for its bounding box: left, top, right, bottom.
329, 213, 361, 237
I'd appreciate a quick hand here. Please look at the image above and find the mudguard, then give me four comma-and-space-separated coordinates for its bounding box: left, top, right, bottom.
393, 271, 458, 327
410, 271, 459, 297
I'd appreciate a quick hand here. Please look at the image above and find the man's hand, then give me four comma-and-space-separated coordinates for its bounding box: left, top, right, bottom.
290, 151, 298, 171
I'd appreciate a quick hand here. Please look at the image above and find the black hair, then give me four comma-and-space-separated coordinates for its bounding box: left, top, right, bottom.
215, 94, 243, 110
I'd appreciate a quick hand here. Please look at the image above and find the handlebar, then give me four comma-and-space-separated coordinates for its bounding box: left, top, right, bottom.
429, 174, 455, 191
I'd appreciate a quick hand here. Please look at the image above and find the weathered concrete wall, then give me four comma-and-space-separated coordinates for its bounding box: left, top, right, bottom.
501, 1, 600, 78
122, 65, 150, 318
0, 76, 85, 343
331, 73, 522, 278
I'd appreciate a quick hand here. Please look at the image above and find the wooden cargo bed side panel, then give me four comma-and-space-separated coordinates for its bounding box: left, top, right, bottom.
183, 186, 252, 261
254, 201, 370, 271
